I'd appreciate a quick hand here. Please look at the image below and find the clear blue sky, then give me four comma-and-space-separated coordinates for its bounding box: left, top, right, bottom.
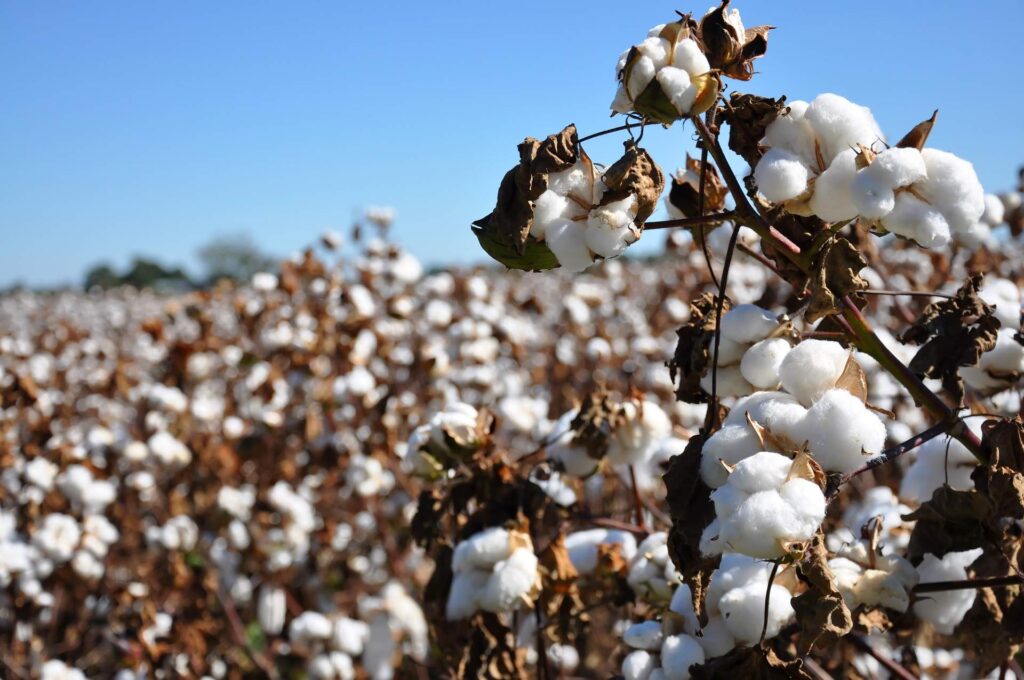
2, 1, 1022, 288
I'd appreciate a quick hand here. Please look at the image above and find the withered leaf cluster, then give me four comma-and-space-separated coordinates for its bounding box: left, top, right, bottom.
699, 0, 773, 81
718, 92, 788, 170
667, 155, 729, 219
600, 141, 666, 227
805, 236, 869, 323
668, 293, 731, 404
791, 533, 853, 653
899, 275, 1000, 405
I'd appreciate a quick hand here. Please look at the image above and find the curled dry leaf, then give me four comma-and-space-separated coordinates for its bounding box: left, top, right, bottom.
691, 646, 812, 679
791, 533, 853, 653
900, 274, 1000, 406
718, 92, 788, 170
805, 236, 869, 324
667, 155, 730, 218
903, 486, 993, 561
698, 0, 773, 81
600, 141, 666, 227
668, 293, 731, 404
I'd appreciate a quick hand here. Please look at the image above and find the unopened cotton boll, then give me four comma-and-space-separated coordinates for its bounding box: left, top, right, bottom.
778, 339, 850, 405
913, 549, 984, 634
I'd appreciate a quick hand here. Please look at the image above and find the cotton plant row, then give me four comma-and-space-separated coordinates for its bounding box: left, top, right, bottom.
467, 1, 1024, 677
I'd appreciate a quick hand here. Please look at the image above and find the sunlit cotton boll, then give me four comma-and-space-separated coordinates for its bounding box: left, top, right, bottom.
778, 339, 850, 405
899, 429, 980, 502
793, 389, 886, 473
605, 399, 672, 466
913, 549, 984, 634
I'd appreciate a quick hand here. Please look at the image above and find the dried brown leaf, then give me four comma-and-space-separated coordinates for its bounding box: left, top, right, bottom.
805, 236, 869, 323
791, 533, 852, 652
599, 141, 665, 226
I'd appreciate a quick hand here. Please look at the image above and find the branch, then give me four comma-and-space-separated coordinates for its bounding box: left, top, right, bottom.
839, 421, 952, 488
643, 212, 734, 230
847, 635, 919, 680
914, 575, 1024, 594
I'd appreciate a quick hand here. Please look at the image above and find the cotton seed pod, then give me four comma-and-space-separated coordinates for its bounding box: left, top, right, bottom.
698, 1, 771, 81
665, 155, 729, 219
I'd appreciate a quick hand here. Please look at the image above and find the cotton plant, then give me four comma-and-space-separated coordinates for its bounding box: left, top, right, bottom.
445, 527, 540, 620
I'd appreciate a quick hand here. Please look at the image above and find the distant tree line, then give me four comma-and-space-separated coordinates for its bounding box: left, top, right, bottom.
82, 234, 277, 292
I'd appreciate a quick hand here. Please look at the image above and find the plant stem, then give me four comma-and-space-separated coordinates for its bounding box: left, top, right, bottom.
914, 575, 1024, 593
577, 121, 643, 143
759, 560, 781, 645
848, 635, 919, 680
644, 212, 734, 230
841, 421, 952, 486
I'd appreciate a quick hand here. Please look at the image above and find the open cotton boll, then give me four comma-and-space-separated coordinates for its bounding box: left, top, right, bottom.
754, 148, 811, 202
290, 611, 333, 644
669, 584, 700, 635
851, 171, 896, 219
606, 400, 672, 466
700, 424, 762, 488
622, 649, 658, 680
628, 532, 680, 602
451, 527, 512, 572
720, 305, 779, 345
586, 196, 639, 258
808, 148, 859, 222
917, 148, 985, 236
711, 336, 748, 366
532, 191, 571, 239
626, 55, 658, 100
694, 616, 736, 659
446, 569, 488, 621
724, 391, 802, 428
660, 634, 704, 680
803, 93, 884, 165
899, 432, 979, 502
705, 554, 777, 614
740, 338, 791, 389
655, 67, 697, 116
982, 192, 1006, 226
478, 547, 538, 614
881, 192, 951, 248
547, 160, 598, 201
699, 364, 754, 398
564, 528, 638, 574
637, 36, 671, 68
865, 147, 927, 188
546, 219, 593, 273
914, 549, 984, 634
672, 38, 710, 75
711, 452, 826, 559
718, 580, 795, 644
624, 620, 665, 650
778, 339, 850, 405
963, 328, 1024, 391
979, 278, 1021, 329
763, 100, 816, 165
794, 389, 886, 473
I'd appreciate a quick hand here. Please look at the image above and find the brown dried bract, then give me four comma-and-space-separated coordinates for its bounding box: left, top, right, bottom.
791, 533, 853, 653
668, 293, 731, 404
718, 92, 788, 170
599, 141, 666, 227
699, 1, 773, 81
667, 155, 729, 219
805, 236, 869, 324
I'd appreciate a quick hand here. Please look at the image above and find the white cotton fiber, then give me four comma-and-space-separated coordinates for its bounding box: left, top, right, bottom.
586, 196, 637, 258
899, 433, 979, 502
672, 38, 710, 76
740, 337, 790, 389
794, 389, 886, 473
700, 424, 761, 488
918, 148, 985, 235
564, 528, 638, 574
699, 365, 754, 398
804, 93, 884, 165
627, 55, 658, 99
637, 37, 671, 69
864, 147, 927, 189
778, 339, 850, 405
712, 336, 748, 366
623, 620, 664, 650
532, 191, 571, 239
881, 193, 951, 248
547, 160, 595, 200
979, 278, 1021, 329
808, 148, 859, 222
660, 634, 705, 680
763, 100, 815, 166
754, 148, 811, 202
656, 67, 696, 115
724, 391, 802, 428
546, 219, 593, 273
445, 569, 488, 620
695, 616, 736, 658
913, 549, 984, 634
451, 527, 511, 572
982, 193, 1006, 226
622, 649, 658, 680
722, 451, 792, 494
478, 547, 538, 613
720, 304, 779, 345
718, 581, 794, 644
851, 171, 896, 220
669, 584, 700, 634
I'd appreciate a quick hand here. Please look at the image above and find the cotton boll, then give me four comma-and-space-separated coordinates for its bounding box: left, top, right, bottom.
808, 148, 859, 222
451, 527, 511, 572
612, 85, 633, 114
918, 148, 985, 236
478, 548, 538, 614
779, 479, 827, 535
656, 67, 696, 115
778, 339, 850, 405
606, 400, 672, 466
705, 554, 777, 615
722, 451, 792, 494
660, 634, 704, 680
881, 193, 951, 248
794, 389, 886, 473
290, 611, 333, 644
865, 147, 927, 189
700, 424, 761, 488
724, 391, 802, 428
672, 38, 710, 76
331, 617, 370, 656
694, 616, 736, 658
720, 489, 801, 558
586, 196, 638, 258
913, 549, 984, 634
979, 278, 1021, 329
669, 584, 700, 635
899, 433, 979, 502
851, 171, 896, 219
637, 36, 671, 68
982, 193, 1006, 226
718, 581, 794, 644
547, 160, 596, 200
546, 220, 593, 273
564, 529, 637, 574
740, 338, 790, 389
720, 305, 779, 345
763, 100, 816, 166
258, 586, 287, 635
623, 620, 664, 650
446, 569, 488, 621
712, 336, 747, 366
532, 191, 571, 239
622, 649, 658, 680
627, 55, 658, 100
699, 365, 754, 398
804, 93, 884, 165
754, 148, 811, 203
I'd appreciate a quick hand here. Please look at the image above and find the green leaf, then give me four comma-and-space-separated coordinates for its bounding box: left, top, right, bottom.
472, 217, 560, 271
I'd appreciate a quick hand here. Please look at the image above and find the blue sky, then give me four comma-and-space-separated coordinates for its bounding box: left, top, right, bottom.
2, 1, 1022, 287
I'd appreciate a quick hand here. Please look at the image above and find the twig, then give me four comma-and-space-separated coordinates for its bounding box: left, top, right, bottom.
628, 465, 650, 534
577, 121, 643, 143
802, 656, 834, 680
705, 222, 741, 432
838, 421, 952, 490
644, 212, 734, 230
736, 241, 784, 277
862, 289, 955, 300
586, 516, 648, 535
215, 584, 280, 679
759, 561, 781, 645
914, 574, 1024, 593
847, 635, 919, 680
